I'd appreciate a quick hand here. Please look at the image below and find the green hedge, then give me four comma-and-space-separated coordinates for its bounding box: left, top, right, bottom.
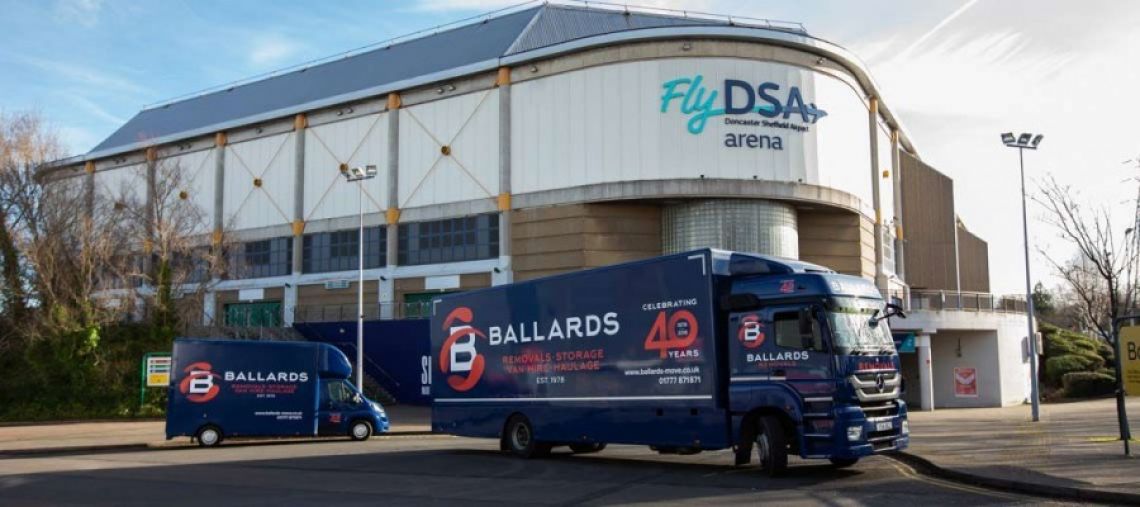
1045, 354, 1105, 385
1062, 372, 1116, 398
0, 323, 175, 421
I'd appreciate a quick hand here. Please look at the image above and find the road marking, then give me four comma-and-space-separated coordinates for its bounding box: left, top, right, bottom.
886, 459, 1032, 502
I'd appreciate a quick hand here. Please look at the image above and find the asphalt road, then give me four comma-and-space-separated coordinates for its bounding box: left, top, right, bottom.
0, 435, 1080, 506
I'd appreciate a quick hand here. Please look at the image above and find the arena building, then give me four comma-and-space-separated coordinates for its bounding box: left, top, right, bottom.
41, 2, 1032, 409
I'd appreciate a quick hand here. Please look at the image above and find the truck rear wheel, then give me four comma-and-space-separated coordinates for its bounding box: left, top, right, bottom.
756, 416, 788, 477
349, 420, 372, 441
196, 425, 223, 448
504, 415, 549, 459
569, 443, 606, 454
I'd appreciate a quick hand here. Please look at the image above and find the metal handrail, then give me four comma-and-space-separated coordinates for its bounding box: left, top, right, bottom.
908, 289, 1027, 313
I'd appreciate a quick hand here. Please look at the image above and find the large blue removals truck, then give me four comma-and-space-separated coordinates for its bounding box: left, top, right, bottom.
167, 339, 389, 447
431, 249, 908, 475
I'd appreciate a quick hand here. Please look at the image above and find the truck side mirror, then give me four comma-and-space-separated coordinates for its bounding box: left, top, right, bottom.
883, 303, 907, 320
798, 308, 813, 335
352, 393, 362, 405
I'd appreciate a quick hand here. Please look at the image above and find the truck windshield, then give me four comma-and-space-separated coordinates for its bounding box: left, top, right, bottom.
826, 297, 896, 354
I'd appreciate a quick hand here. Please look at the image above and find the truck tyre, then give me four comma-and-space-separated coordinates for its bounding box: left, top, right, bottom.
829, 457, 859, 468
756, 416, 788, 477
569, 443, 607, 454
197, 425, 223, 448
505, 415, 549, 459
349, 420, 373, 441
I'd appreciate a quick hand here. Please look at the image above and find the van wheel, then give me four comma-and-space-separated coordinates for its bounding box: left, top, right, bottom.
349, 420, 372, 441
569, 443, 607, 454
756, 416, 788, 477
197, 425, 223, 448
830, 457, 859, 468
504, 415, 549, 459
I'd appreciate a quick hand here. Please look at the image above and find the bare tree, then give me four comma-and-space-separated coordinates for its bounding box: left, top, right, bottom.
1035, 174, 1139, 340
111, 157, 223, 329
0, 111, 66, 344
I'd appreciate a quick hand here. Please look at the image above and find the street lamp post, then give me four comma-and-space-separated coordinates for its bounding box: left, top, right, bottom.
1001, 132, 1043, 422
343, 164, 378, 392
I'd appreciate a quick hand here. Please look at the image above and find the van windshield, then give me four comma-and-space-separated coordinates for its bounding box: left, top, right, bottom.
827, 297, 896, 354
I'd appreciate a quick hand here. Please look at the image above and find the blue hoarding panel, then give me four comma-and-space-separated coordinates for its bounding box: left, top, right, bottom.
295, 319, 432, 405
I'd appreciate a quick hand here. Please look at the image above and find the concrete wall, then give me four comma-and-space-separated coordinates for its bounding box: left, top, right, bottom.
798, 208, 875, 279
957, 223, 991, 293
930, 330, 1002, 408
900, 152, 957, 290
512, 202, 662, 281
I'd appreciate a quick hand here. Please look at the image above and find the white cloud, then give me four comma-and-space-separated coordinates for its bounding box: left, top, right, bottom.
248, 35, 304, 67
54, 0, 103, 28
59, 92, 125, 125
8, 53, 152, 97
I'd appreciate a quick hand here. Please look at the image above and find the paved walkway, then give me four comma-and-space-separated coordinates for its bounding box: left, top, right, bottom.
0, 406, 431, 455
904, 397, 1140, 501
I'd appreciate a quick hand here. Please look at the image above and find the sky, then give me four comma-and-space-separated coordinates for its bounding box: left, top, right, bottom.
1, 0, 1137, 295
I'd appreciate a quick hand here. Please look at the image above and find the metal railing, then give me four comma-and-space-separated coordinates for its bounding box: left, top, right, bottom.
908, 290, 1027, 313
292, 302, 433, 323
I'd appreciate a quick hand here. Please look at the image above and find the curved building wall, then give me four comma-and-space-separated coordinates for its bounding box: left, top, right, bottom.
663, 199, 798, 257
511, 57, 875, 218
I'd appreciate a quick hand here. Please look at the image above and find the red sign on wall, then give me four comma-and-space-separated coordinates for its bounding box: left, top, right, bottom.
954, 367, 978, 398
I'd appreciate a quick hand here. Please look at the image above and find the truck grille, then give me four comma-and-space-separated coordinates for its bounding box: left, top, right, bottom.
849, 371, 900, 403
859, 400, 899, 418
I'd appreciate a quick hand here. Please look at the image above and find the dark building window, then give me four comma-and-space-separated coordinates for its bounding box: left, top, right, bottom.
398, 213, 499, 266
228, 237, 292, 279
302, 226, 385, 273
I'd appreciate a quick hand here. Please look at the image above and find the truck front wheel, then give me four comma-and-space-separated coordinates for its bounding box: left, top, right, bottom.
349, 420, 373, 441
196, 425, 223, 448
504, 415, 550, 459
756, 416, 788, 477
829, 457, 859, 468
569, 443, 607, 454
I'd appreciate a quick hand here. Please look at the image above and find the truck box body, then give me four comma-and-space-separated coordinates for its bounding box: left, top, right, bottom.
431, 249, 908, 466
166, 339, 388, 442
432, 251, 727, 448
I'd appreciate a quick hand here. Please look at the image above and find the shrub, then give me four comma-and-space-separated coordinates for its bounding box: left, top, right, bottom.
1062, 372, 1117, 398
1045, 354, 1105, 385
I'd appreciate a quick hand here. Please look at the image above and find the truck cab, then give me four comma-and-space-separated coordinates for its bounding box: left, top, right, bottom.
716, 253, 908, 471
317, 377, 389, 440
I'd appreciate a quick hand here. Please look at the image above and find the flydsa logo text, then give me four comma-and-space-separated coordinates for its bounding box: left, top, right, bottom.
660, 74, 828, 137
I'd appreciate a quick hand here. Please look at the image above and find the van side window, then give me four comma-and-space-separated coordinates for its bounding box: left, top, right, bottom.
772, 311, 822, 350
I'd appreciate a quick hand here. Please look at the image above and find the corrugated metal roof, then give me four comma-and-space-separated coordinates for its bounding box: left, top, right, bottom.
505, 6, 721, 55
86, 4, 808, 157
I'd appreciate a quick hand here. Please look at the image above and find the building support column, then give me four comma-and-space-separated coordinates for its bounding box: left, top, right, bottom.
916, 333, 935, 411
285, 114, 307, 327
382, 93, 401, 319
890, 129, 905, 284
144, 147, 158, 281
868, 98, 886, 295
495, 66, 513, 286
207, 132, 226, 326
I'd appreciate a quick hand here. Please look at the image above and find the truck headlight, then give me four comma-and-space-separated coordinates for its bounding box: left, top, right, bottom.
901, 420, 909, 435
847, 426, 863, 442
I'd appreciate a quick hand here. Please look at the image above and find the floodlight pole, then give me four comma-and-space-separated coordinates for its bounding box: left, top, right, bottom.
1003, 134, 1042, 422
356, 177, 364, 393
1016, 146, 1041, 422
343, 166, 376, 394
